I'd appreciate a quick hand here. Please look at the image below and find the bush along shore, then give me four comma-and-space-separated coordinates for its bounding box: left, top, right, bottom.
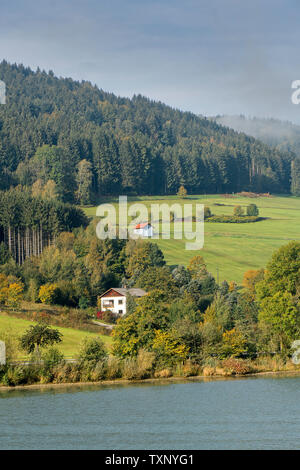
1, 351, 300, 388
1, 324, 300, 387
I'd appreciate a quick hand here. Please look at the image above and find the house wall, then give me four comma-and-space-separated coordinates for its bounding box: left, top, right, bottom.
101, 296, 126, 316
134, 227, 153, 237
142, 227, 153, 237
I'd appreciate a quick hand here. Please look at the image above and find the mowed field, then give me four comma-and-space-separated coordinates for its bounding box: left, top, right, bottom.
84, 194, 300, 284
0, 314, 112, 359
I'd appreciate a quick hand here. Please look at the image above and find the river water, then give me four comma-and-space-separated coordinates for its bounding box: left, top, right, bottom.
1, 374, 300, 449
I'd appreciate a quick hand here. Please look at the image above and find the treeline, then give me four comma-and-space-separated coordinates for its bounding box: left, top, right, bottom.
0, 220, 166, 307
0, 188, 88, 264
0, 61, 294, 201
215, 115, 300, 196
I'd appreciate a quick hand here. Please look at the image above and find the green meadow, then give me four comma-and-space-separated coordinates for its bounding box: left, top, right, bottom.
83, 194, 300, 284
0, 314, 112, 359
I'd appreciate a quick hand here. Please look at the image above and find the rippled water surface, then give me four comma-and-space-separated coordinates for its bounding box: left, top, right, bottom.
1, 375, 300, 449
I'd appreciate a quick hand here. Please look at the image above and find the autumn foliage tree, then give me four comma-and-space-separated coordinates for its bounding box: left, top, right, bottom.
0, 274, 23, 309
220, 328, 247, 358
177, 185, 187, 198
242, 269, 264, 295
152, 329, 189, 366
233, 205, 244, 217
187, 255, 206, 279
5, 283, 24, 309
39, 283, 59, 304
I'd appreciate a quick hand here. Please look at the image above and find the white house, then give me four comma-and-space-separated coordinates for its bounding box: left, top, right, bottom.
99, 287, 147, 316
133, 222, 154, 237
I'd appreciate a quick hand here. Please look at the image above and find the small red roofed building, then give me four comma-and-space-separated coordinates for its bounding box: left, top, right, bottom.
133, 222, 153, 237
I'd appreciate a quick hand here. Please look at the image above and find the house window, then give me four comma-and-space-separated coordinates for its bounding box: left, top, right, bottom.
103, 300, 114, 308
118, 310, 123, 314
118, 299, 123, 305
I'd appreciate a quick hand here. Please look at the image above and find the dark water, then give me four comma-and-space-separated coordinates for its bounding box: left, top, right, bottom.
1, 375, 300, 449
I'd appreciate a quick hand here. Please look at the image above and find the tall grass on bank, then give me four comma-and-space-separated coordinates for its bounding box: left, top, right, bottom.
1, 354, 300, 387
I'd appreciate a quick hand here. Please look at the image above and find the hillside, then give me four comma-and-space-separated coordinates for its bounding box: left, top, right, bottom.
84, 194, 300, 283
0, 313, 112, 359
0, 61, 294, 201
214, 115, 300, 157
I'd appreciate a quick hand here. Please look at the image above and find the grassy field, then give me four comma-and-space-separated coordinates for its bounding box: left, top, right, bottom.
83, 194, 300, 283
0, 314, 112, 359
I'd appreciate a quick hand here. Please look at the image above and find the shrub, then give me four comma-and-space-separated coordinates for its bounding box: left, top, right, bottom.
42, 347, 65, 371
204, 206, 212, 219
96, 310, 117, 324
182, 360, 200, 377
247, 204, 259, 216
233, 205, 244, 217
1, 366, 24, 386
79, 296, 90, 309
39, 283, 59, 304
55, 280, 78, 307
1, 364, 41, 386
221, 358, 254, 375
52, 363, 81, 383
78, 337, 108, 363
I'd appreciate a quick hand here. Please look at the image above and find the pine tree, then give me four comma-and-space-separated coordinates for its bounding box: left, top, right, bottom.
291, 159, 300, 196
75, 159, 93, 204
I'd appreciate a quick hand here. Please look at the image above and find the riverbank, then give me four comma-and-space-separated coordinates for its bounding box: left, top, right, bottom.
2, 368, 300, 392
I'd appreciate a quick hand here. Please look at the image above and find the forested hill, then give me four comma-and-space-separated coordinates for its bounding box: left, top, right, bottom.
214, 115, 300, 157
0, 61, 294, 202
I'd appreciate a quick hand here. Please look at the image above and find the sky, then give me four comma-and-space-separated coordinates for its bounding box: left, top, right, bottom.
1, 0, 300, 122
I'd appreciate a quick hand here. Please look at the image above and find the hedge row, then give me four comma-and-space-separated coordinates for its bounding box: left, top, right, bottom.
206, 216, 263, 223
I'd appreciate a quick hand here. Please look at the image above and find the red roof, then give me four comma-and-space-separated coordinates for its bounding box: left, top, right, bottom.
135, 222, 151, 229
